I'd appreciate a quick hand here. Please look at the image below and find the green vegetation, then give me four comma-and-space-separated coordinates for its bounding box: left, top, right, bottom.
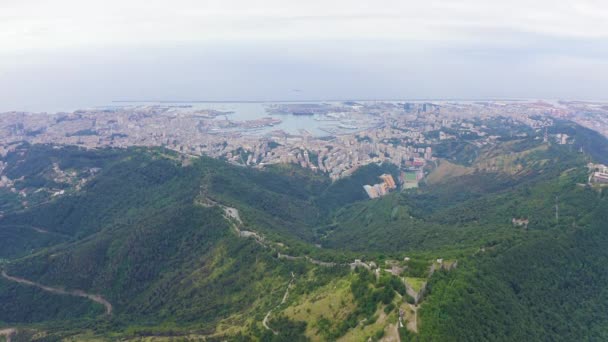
551, 119, 608, 164
315, 162, 399, 212
0, 276, 105, 323
66, 129, 98, 137
404, 277, 425, 293
1, 120, 608, 340
418, 201, 608, 341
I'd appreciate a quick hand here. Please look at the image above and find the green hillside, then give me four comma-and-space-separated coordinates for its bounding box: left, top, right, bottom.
1, 122, 608, 340
418, 199, 608, 341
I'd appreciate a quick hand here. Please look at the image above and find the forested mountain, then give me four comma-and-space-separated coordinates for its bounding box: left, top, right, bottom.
1, 121, 608, 341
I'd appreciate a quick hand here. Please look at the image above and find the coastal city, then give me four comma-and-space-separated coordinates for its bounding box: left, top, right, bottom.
1, 100, 607, 185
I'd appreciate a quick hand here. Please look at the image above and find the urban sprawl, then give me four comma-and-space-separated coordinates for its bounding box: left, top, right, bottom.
1, 100, 608, 199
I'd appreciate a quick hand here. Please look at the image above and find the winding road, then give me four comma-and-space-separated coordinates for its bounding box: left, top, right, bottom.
214, 200, 355, 334
1, 270, 112, 315
263, 272, 295, 335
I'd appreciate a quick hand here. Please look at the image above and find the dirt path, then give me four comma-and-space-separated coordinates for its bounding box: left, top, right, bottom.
263, 272, 295, 335
1, 224, 48, 234
407, 305, 418, 333
0, 329, 16, 342
281, 272, 295, 304
1, 270, 112, 315
30, 226, 48, 233
262, 311, 277, 335
0, 224, 72, 239
381, 323, 401, 342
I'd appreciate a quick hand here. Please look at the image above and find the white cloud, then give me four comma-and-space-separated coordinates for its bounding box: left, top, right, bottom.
1, 0, 608, 52
1, 0, 607, 108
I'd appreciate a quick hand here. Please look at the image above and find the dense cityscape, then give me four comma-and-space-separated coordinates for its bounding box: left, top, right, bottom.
1, 100, 606, 183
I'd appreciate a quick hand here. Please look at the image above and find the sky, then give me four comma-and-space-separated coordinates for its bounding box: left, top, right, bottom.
1, 0, 608, 112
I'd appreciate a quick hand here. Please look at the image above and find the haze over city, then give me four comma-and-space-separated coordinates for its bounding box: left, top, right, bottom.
2, 0, 608, 112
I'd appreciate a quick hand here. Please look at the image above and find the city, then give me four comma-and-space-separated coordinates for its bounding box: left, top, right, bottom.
1, 100, 605, 182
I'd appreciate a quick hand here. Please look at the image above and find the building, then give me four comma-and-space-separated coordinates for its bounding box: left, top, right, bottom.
363, 174, 397, 199
424, 146, 432, 160
592, 172, 608, 184
379, 174, 397, 189
374, 183, 387, 196
363, 185, 379, 199
416, 169, 425, 181
512, 218, 529, 228
412, 157, 425, 167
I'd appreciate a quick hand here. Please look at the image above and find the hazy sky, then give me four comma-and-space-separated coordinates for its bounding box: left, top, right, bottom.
1, 0, 608, 111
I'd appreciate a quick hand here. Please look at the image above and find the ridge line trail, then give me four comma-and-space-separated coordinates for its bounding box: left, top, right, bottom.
219, 203, 355, 333
218, 204, 330, 334
1, 270, 112, 315
220, 204, 344, 267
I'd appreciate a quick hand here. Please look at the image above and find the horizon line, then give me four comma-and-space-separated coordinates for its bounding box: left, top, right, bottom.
112, 98, 535, 104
